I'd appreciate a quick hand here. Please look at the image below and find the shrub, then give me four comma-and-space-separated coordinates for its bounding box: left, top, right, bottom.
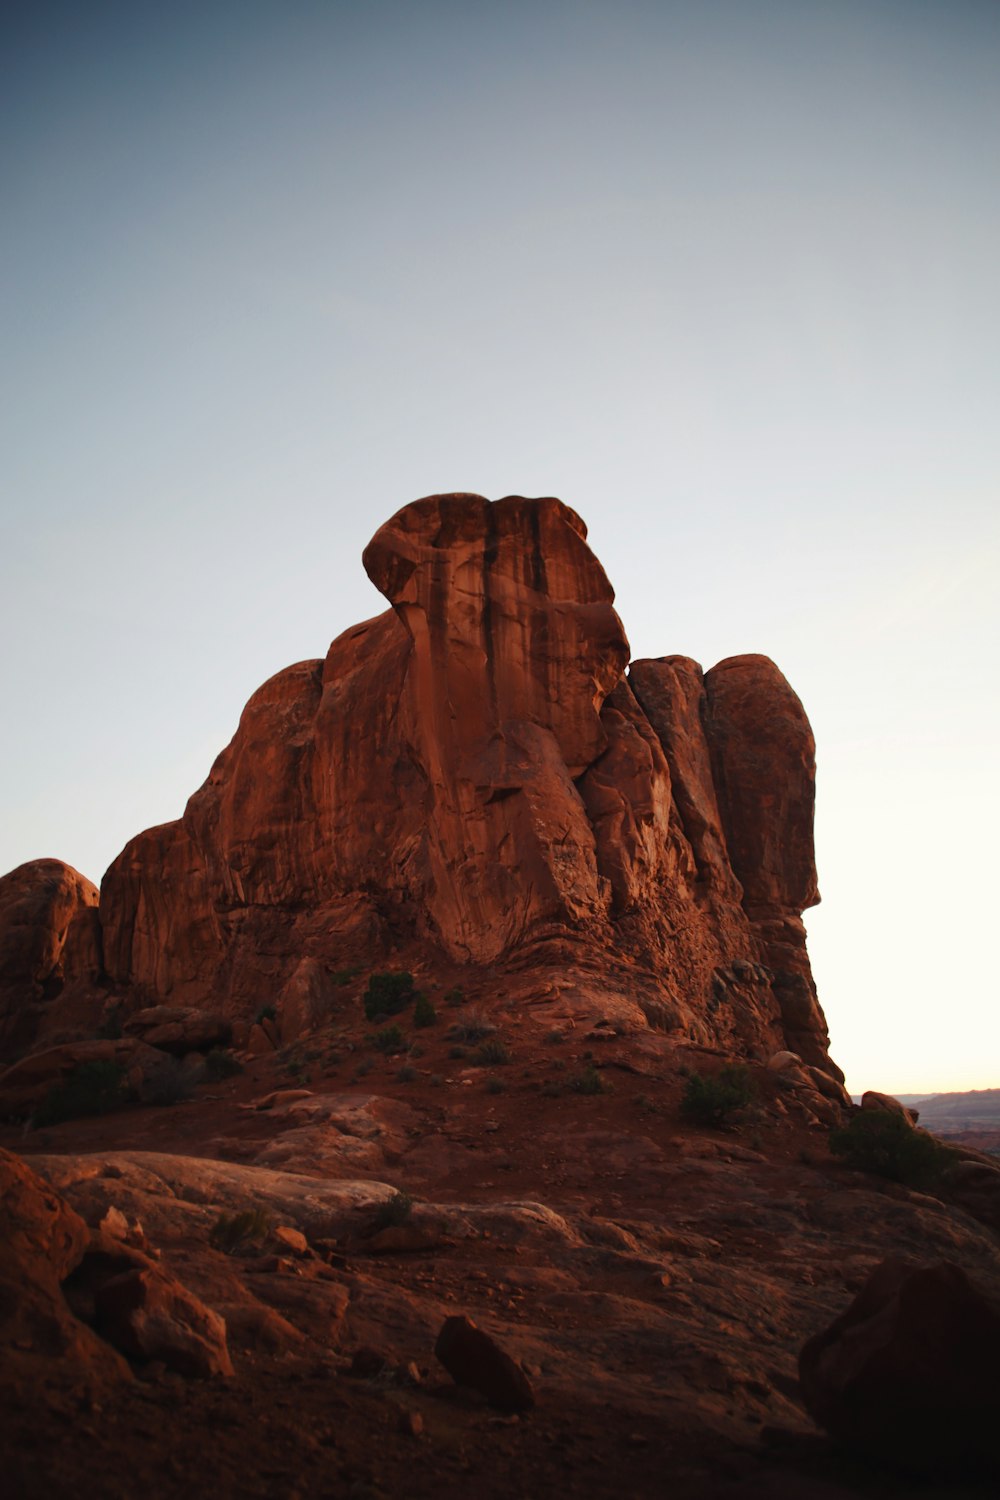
449, 1044, 468, 1060
680, 1065, 756, 1127
444, 986, 465, 1008
204, 1048, 243, 1080
372, 1191, 413, 1232
486, 1076, 506, 1095
332, 966, 362, 987
254, 1004, 277, 1024
396, 1064, 418, 1083
363, 972, 415, 1021
568, 1064, 609, 1096
97, 1005, 124, 1040
476, 1039, 510, 1067
372, 1024, 406, 1055
210, 1208, 272, 1254
830, 1110, 949, 1188
34, 1060, 132, 1126
142, 1055, 196, 1106
413, 994, 437, 1028
450, 1011, 496, 1043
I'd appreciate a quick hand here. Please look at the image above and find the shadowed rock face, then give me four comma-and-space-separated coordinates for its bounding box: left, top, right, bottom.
2, 494, 834, 1073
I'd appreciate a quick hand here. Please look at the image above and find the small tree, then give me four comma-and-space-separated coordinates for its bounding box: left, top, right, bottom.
364, 972, 415, 1021
413, 994, 437, 1028
680, 1064, 756, 1128
830, 1110, 949, 1189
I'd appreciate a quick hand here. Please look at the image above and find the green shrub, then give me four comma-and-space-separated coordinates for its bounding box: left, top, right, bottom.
204, 1047, 243, 1080
450, 1012, 496, 1043
444, 986, 465, 1007
209, 1208, 272, 1254
34, 1060, 132, 1126
396, 1064, 418, 1083
372, 1024, 406, 1054
363, 972, 415, 1021
486, 1076, 506, 1095
476, 1039, 510, 1067
568, 1064, 609, 1095
680, 1064, 756, 1127
830, 1110, 949, 1188
372, 1191, 413, 1231
413, 994, 437, 1028
332, 966, 362, 987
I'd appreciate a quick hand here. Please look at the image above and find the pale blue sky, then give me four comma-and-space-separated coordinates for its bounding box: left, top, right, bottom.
2, 0, 998, 1091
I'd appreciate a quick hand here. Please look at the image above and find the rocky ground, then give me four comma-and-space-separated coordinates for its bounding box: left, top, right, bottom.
3, 988, 999, 1500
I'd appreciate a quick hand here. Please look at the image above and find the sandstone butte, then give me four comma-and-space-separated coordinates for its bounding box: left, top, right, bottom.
0, 492, 835, 1079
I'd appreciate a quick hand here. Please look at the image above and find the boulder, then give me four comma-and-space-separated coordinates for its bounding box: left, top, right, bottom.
122, 1005, 231, 1056
435, 1313, 535, 1411
94, 1264, 234, 1379
861, 1090, 919, 1126
799, 1258, 1000, 1476
0, 859, 103, 1055
0, 1148, 130, 1395
0, 1037, 180, 1120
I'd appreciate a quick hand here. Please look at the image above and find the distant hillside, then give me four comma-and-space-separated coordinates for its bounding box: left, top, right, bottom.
914, 1089, 1000, 1134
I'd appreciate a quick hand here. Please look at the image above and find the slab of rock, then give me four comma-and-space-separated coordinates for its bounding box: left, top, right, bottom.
0, 1148, 130, 1395
799, 1258, 1000, 1476
122, 1005, 231, 1056
435, 1313, 535, 1411
0, 1037, 178, 1120
94, 1264, 234, 1379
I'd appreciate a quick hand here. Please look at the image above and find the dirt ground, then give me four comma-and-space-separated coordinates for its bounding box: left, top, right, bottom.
3, 997, 999, 1500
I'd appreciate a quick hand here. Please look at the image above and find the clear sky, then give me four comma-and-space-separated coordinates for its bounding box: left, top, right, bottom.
2, 0, 998, 1094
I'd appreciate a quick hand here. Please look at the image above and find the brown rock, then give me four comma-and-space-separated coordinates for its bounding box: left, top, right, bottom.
5, 494, 836, 1076
799, 1258, 1000, 1476
94, 1265, 234, 1378
0, 859, 103, 1055
434, 1313, 535, 1411
0, 1148, 130, 1395
861, 1090, 919, 1125
0, 1037, 176, 1120
121, 1005, 231, 1056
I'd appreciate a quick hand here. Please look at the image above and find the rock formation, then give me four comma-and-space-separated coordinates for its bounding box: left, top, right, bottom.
0, 493, 836, 1075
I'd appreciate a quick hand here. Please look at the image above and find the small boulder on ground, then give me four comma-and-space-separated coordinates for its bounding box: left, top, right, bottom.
94, 1263, 234, 1379
435, 1313, 535, 1412
799, 1257, 1000, 1477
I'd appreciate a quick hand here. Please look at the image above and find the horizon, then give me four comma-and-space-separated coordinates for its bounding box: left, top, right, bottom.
2, 1, 998, 1097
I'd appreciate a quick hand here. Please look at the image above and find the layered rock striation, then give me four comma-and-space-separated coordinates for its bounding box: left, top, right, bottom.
1, 494, 834, 1072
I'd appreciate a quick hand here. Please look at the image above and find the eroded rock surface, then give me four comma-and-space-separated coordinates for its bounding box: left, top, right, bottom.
2, 494, 831, 1074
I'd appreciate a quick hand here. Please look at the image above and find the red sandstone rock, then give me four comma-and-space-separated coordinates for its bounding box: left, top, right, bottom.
0, 859, 103, 1054
435, 1313, 535, 1411
0, 1037, 177, 1120
799, 1258, 1000, 1476
0, 1148, 130, 1396
3, 493, 834, 1076
861, 1090, 919, 1125
94, 1264, 234, 1378
122, 1005, 232, 1056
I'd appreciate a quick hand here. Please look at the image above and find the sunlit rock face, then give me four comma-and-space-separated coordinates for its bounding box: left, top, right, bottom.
0, 861, 103, 1056
4, 494, 834, 1073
